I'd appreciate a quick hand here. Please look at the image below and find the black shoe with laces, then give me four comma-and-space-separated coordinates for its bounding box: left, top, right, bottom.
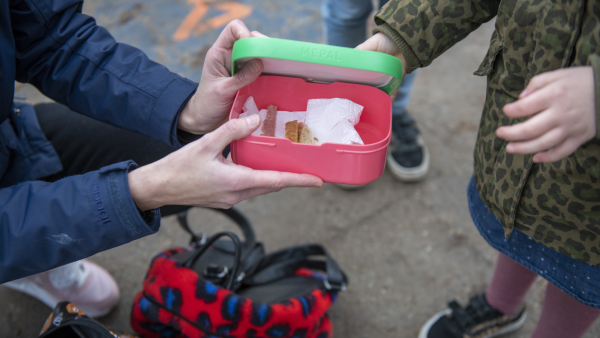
419, 294, 527, 338
387, 112, 430, 182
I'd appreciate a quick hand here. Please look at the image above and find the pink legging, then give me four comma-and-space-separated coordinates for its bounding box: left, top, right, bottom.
485, 253, 600, 338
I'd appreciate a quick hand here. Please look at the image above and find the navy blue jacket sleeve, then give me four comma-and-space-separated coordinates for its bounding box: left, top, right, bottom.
11, 0, 198, 147
0, 161, 160, 283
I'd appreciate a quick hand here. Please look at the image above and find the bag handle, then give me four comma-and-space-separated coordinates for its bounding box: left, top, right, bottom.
177, 207, 256, 248
182, 231, 243, 290
242, 244, 348, 291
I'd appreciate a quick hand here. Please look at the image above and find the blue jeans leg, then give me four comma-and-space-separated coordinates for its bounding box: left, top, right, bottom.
322, 0, 373, 48
392, 71, 416, 116
322, 0, 416, 116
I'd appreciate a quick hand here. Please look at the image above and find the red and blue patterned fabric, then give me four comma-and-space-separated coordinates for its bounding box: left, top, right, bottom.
131, 248, 336, 338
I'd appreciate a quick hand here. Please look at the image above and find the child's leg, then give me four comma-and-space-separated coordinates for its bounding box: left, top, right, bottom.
485, 253, 538, 314
531, 283, 600, 338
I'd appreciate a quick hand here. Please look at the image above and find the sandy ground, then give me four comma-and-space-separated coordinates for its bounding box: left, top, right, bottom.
3, 0, 600, 337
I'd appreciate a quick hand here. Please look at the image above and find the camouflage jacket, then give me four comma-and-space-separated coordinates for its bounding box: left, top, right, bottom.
374, 0, 600, 265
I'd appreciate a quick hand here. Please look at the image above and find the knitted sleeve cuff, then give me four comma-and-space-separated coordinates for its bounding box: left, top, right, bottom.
372, 23, 421, 74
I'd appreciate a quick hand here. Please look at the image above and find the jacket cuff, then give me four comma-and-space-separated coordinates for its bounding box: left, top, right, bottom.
149, 77, 198, 148
372, 23, 421, 74
590, 54, 600, 139
98, 161, 160, 238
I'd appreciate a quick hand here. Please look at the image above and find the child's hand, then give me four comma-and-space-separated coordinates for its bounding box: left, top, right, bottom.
356, 33, 406, 100
496, 67, 596, 163
356, 33, 407, 76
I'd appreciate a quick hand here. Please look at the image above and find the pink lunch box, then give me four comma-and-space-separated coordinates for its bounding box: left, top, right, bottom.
230, 76, 392, 185
228, 38, 403, 185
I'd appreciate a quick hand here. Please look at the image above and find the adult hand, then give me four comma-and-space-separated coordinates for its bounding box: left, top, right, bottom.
177, 20, 266, 135
128, 115, 323, 210
496, 67, 596, 163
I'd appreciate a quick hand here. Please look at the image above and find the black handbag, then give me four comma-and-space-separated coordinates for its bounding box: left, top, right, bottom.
39, 301, 137, 338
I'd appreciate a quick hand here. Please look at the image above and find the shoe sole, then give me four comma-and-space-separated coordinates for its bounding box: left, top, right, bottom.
386, 136, 430, 183
2, 280, 111, 318
418, 309, 527, 338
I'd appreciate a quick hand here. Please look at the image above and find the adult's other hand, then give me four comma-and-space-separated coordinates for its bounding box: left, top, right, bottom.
129, 115, 323, 210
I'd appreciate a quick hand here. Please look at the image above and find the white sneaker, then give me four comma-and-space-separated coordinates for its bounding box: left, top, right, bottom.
3, 260, 120, 317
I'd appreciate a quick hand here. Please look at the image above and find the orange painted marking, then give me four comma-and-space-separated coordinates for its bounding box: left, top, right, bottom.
195, 3, 253, 35
173, 0, 253, 41
173, 0, 209, 41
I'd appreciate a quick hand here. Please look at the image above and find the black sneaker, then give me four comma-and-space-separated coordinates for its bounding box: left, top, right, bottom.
419, 294, 527, 338
387, 112, 430, 182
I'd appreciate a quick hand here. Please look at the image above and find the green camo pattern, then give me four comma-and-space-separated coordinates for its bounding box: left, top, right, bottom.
376, 0, 600, 265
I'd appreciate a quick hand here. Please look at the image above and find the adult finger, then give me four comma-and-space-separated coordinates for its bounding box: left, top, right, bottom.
224, 186, 292, 206
506, 128, 565, 154
520, 69, 566, 98
243, 170, 323, 190
236, 184, 322, 204
533, 138, 580, 163
496, 109, 557, 141
214, 186, 290, 208
228, 59, 264, 91
214, 19, 252, 50
503, 85, 555, 118
201, 201, 234, 209
201, 115, 261, 154
211, 168, 322, 206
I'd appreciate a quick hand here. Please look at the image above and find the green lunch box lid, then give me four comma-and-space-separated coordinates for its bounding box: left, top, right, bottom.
231, 37, 403, 96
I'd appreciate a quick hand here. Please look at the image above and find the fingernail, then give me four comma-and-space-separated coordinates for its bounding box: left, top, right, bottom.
248, 60, 261, 74
506, 144, 514, 153
246, 114, 260, 128
520, 90, 530, 98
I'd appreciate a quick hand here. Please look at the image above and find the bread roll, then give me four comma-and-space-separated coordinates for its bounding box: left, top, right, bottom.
298, 122, 315, 144
285, 120, 298, 142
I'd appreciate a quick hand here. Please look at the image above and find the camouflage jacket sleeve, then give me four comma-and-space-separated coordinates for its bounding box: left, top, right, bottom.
591, 55, 600, 139
373, 0, 501, 73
